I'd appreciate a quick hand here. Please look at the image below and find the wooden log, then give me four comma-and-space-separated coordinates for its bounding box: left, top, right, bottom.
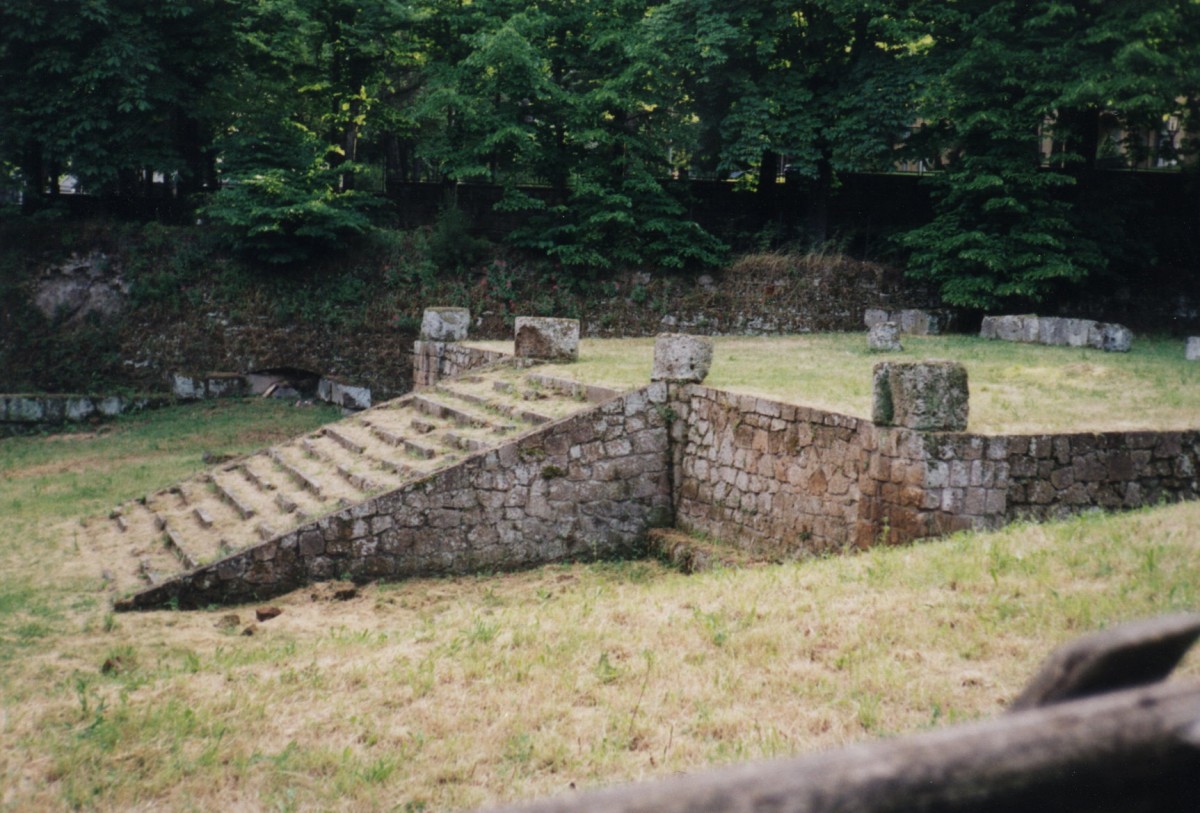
475, 681, 1200, 813
1009, 613, 1200, 711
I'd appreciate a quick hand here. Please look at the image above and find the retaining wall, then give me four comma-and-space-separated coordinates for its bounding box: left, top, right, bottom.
118, 383, 672, 609
668, 384, 1200, 557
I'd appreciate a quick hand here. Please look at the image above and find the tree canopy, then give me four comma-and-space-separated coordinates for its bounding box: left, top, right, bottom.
2, 0, 1196, 301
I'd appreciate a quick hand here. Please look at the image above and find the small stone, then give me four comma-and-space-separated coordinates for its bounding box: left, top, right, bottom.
867, 321, 903, 352
255, 606, 282, 622
514, 316, 581, 361
241, 624, 258, 636
215, 614, 240, 629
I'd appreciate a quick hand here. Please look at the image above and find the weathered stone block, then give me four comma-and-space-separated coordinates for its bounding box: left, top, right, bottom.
206, 374, 247, 398
65, 397, 96, 421
872, 360, 969, 432
420, 307, 470, 342
867, 321, 903, 352
514, 316, 580, 361
652, 334, 713, 383
864, 308, 889, 328
1088, 322, 1133, 353
318, 378, 372, 410
1187, 337, 1200, 361
172, 373, 205, 400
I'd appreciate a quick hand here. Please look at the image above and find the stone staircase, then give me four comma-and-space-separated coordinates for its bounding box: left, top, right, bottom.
92, 363, 619, 599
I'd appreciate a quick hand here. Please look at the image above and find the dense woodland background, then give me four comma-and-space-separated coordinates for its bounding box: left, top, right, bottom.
2, 0, 1199, 310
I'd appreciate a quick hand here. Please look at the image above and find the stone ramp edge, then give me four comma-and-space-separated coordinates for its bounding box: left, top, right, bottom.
113, 381, 668, 611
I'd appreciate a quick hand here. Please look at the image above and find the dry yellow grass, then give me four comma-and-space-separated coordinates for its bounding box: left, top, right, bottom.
2, 342, 1199, 812
471, 334, 1200, 433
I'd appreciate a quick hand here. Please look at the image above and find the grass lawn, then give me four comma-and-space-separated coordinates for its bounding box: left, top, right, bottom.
1, 337, 1198, 812
471, 333, 1200, 434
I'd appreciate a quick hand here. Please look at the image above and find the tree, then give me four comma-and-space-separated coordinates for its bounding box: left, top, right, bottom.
900, 0, 1200, 309
0, 0, 236, 204
644, 0, 929, 242
414, 0, 724, 270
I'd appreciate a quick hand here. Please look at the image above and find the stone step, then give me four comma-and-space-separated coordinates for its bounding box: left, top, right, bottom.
206, 471, 257, 520
300, 434, 402, 493
105, 502, 184, 590
435, 382, 556, 425
410, 393, 506, 430
241, 454, 325, 520
523, 373, 619, 404
323, 426, 365, 455
269, 448, 326, 499
442, 430, 491, 453
162, 524, 200, 571
271, 444, 365, 504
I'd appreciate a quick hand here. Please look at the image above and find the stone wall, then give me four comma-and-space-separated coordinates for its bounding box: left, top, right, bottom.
670, 386, 875, 555
412, 341, 510, 388
669, 384, 1200, 559
118, 383, 672, 609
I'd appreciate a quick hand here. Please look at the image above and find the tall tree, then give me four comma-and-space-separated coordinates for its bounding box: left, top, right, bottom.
644, 0, 929, 242
0, 0, 236, 203
901, 0, 1200, 309
415, 0, 724, 270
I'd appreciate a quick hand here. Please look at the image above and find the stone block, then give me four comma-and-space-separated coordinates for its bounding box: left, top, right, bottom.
514, 316, 580, 361
872, 360, 969, 432
1088, 322, 1133, 353
1187, 337, 1200, 361
867, 321, 903, 352
172, 373, 205, 400
206, 374, 247, 398
652, 334, 713, 383
420, 307, 470, 342
318, 378, 372, 410
897, 309, 932, 336
981, 314, 1038, 343
65, 397, 96, 421
95, 396, 124, 417
864, 308, 889, 328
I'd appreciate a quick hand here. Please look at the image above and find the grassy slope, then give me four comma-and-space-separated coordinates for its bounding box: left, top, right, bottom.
1, 341, 1198, 812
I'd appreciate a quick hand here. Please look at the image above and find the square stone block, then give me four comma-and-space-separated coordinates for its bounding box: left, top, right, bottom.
872, 360, 969, 432
514, 316, 580, 360
652, 333, 713, 382
420, 307, 471, 342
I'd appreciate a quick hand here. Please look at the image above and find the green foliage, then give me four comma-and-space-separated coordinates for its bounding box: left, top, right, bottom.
201, 124, 378, 265
898, 0, 1199, 308
429, 206, 490, 272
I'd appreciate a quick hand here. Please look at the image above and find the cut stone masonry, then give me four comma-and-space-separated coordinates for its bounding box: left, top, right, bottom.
101, 317, 1200, 610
